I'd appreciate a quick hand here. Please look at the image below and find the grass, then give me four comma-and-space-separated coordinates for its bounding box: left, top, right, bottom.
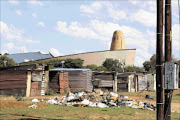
119, 91, 180, 102
0, 90, 179, 119
0, 100, 179, 120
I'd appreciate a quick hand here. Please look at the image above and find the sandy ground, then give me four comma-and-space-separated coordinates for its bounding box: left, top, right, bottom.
128, 89, 180, 113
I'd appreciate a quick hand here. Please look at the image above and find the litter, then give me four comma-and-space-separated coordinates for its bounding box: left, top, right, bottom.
28, 104, 38, 109
32, 98, 40, 102
89, 102, 97, 107
78, 92, 85, 97
145, 95, 154, 99
81, 99, 90, 105
60, 96, 67, 103
110, 92, 118, 97
42, 91, 156, 111
124, 96, 128, 99
97, 102, 108, 108
46, 99, 58, 104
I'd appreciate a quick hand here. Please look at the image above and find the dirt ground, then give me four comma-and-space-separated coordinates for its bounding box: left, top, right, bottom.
127, 89, 180, 113
0, 89, 179, 113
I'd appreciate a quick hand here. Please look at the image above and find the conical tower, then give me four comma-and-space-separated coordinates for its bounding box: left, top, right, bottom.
110, 30, 126, 50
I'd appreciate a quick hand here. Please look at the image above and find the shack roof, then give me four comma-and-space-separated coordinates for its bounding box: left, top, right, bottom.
50, 68, 91, 71
0, 64, 43, 71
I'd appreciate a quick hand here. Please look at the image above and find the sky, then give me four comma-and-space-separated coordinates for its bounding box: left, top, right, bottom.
0, 0, 179, 67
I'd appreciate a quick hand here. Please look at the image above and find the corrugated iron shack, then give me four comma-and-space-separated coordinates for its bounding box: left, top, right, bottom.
117, 73, 155, 92
50, 68, 93, 92
49, 71, 70, 93
137, 73, 155, 91
117, 73, 138, 92
0, 64, 49, 97
92, 72, 116, 92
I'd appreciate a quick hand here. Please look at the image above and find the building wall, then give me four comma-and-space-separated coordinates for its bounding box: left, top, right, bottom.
38, 49, 136, 66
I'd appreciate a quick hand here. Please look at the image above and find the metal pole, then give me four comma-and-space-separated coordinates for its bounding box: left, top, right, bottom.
164, 0, 172, 119
156, 0, 164, 120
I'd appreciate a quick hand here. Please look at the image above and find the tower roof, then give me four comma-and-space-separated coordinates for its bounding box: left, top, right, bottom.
110, 30, 126, 50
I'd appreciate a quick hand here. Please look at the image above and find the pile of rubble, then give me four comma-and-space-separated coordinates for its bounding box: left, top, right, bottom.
30, 90, 156, 111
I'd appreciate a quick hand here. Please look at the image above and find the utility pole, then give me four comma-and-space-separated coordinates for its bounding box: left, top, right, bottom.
156, 0, 164, 120
164, 0, 172, 120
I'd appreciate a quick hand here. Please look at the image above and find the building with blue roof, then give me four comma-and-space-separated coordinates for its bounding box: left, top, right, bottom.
7, 51, 53, 64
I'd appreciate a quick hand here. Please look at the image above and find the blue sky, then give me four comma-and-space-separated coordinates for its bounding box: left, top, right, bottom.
0, 0, 179, 66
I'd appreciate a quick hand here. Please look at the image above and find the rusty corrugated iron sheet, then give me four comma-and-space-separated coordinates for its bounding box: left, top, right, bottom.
0, 70, 27, 96
0, 70, 27, 89
92, 72, 114, 89
49, 69, 93, 93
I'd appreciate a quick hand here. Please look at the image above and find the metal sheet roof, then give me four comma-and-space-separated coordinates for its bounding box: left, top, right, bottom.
7, 52, 53, 63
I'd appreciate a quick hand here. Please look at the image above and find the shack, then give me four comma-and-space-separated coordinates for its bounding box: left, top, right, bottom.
92, 72, 116, 92
50, 68, 93, 92
117, 73, 138, 92
137, 73, 155, 91
117, 73, 155, 92
92, 72, 138, 92
0, 64, 49, 97
92, 72, 155, 93
49, 71, 70, 94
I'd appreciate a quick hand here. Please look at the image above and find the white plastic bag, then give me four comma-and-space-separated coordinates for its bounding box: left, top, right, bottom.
32, 98, 40, 102
97, 102, 108, 108
110, 92, 118, 97
81, 99, 90, 105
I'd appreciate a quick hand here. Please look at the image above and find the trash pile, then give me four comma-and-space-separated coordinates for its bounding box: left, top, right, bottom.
30, 90, 156, 111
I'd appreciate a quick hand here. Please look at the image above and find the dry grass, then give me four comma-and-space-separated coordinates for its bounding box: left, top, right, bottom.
0, 90, 179, 120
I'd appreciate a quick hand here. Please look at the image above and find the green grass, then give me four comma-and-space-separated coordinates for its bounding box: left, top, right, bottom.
0, 101, 179, 120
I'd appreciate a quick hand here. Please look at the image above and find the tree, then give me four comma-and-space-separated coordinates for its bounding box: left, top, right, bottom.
0, 55, 17, 68
64, 58, 84, 68
150, 54, 156, 69
33, 58, 84, 69
96, 66, 107, 71
143, 54, 178, 73
143, 61, 151, 72
102, 58, 122, 72
84, 64, 98, 71
84, 64, 107, 71
124, 66, 145, 73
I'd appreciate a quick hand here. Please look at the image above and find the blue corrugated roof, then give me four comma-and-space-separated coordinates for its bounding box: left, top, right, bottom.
7, 52, 53, 63
50, 68, 91, 71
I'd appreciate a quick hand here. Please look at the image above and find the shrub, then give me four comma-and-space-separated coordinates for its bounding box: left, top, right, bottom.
15, 94, 24, 101
45, 89, 55, 96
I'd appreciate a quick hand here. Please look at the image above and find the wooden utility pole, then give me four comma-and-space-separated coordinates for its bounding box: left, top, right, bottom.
156, 0, 164, 120
164, 0, 172, 120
